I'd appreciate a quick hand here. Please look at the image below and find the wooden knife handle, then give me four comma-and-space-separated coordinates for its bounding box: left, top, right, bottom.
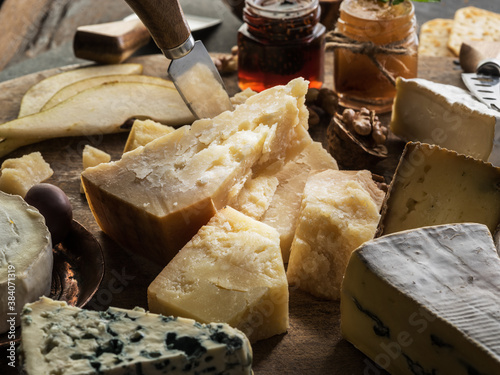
123, 0, 191, 52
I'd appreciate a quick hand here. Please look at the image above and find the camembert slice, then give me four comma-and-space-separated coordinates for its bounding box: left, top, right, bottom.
378, 142, 500, 236
0, 191, 52, 334
20, 297, 253, 375
148, 206, 288, 343
341, 223, 500, 374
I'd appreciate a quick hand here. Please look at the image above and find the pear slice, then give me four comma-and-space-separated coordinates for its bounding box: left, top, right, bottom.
42, 74, 175, 111
0, 81, 194, 142
18, 63, 143, 117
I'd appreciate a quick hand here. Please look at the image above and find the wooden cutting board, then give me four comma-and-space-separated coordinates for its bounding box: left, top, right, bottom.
0, 53, 462, 374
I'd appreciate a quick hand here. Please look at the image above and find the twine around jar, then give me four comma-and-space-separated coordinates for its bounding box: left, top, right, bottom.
325, 30, 414, 87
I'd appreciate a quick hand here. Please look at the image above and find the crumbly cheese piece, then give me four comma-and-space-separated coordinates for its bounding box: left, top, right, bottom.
80, 145, 111, 194
418, 18, 455, 57
0, 152, 53, 197
341, 223, 500, 374
260, 141, 339, 262
378, 142, 500, 236
286, 170, 384, 300
81, 78, 311, 264
123, 119, 175, 153
148, 206, 288, 343
448, 6, 500, 56
0, 191, 52, 334
20, 297, 253, 375
390, 77, 497, 162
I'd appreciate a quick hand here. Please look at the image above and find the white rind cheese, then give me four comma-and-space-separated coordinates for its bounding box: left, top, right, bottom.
20, 297, 253, 375
341, 223, 500, 375
0, 191, 52, 333
390, 77, 498, 162
378, 142, 500, 236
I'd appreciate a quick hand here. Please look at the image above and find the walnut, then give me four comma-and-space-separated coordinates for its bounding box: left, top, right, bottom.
338, 107, 387, 145
305, 87, 338, 127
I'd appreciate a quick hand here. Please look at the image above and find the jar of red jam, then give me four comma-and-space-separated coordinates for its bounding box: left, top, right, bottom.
237, 0, 326, 92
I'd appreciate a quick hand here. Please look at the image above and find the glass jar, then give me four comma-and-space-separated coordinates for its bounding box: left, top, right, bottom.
237, 0, 326, 92
331, 0, 418, 113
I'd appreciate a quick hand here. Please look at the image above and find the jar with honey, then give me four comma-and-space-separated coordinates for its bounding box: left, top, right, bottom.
237, 0, 326, 92
329, 0, 418, 113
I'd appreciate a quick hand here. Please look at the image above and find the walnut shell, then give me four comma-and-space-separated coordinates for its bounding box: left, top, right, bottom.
326, 114, 388, 170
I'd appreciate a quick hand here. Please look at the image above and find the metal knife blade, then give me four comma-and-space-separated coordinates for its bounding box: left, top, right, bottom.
123, 0, 233, 119
462, 58, 500, 112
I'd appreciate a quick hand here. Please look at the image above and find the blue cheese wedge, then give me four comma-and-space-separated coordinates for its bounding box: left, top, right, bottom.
20, 297, 253, 375
378, 142, 500, 236
0, 191, 52, 334
390, 77, 498, 163
341, 223, 500, 374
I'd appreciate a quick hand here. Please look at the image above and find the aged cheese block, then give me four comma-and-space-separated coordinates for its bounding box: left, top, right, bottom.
148, 206, 288, 343
378, 142, 500, 236
0, 152, 53, 197
260, 141, 339, 262
0, 191, 52, 334
81, 78, 311, 264
286, 170, 384, 300
123, 119, 175, 153
20, 297, 253, 375
390, 77, 497, 162
341, 223, 500, 374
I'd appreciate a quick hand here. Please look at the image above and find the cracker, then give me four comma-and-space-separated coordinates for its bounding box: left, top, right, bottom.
418, 18, 455, 57
448, 6, 500, 56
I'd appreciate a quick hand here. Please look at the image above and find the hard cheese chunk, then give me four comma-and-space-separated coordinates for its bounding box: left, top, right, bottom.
0, 152, 53, 197
123, 119, 175, 153
390, 77, 497, 162
81, 78, 311, 264
341, 223, 500, 374
287, 170, 384, 300
0, 191, 52, 333
260, 141, 339, 262
378, 142, 500, 236
20, 297, 253, 375
148, 206, 288, 343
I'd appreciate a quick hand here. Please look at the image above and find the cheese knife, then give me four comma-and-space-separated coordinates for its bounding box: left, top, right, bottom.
462, 58, 500, 112
122, 0, 233, 119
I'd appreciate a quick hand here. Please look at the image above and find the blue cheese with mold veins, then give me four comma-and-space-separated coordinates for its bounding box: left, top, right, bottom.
341, 223, 500, 374
20, 297, 253, 375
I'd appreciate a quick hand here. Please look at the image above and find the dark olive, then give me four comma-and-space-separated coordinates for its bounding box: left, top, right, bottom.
25, 183, 73, 245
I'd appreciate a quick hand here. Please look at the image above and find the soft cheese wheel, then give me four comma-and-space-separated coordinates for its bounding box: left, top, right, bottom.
341, 223, 500, 374
378, 142, 500, 236
148, 206, 288, 343
390, 77, 497, 162
82, 78, 311, 264
21, 297, 253, 375
0, 191, 52, 333
286, 170, 384, 300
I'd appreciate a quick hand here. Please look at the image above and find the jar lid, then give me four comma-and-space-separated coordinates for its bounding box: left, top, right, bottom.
245, 0, 319, 19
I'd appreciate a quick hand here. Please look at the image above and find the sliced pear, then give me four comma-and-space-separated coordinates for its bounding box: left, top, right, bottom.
42, 74, 175, 111
18, 63, 143, 117
0, 81, 194, 142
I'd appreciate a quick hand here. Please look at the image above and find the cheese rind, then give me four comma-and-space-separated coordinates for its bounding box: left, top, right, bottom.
82, 78, 311, 264
341, 223, 500, 374
378, 142, 500, 236
286, 170, 384, 300
20, 297, 253, 375
390, 77, 497, 162
148, 206, 288, 343
0, 191, 52, 333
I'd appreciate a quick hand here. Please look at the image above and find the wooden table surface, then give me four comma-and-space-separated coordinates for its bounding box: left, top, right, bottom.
0, 52, 463, 374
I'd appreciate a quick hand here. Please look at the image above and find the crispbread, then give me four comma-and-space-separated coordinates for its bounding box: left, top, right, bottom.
448, 6, 500, 56
418, 18, 454, 57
